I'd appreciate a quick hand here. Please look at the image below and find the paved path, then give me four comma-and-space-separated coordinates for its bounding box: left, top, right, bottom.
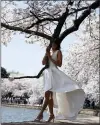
2, 114, 99, 125
58, 114, 99, 124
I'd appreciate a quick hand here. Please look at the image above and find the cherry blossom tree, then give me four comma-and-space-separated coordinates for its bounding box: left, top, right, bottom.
1, 77, 44, 104
1, 0, 99, 79
61, 14, 99, 104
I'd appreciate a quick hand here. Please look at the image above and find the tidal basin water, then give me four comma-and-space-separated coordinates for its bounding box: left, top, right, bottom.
1, 106, 48, 123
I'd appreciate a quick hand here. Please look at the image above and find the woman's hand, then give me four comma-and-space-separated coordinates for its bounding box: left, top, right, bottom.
42, 46, 50, 65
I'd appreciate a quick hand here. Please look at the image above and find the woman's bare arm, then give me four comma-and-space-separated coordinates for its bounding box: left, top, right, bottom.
42, 53, 48, 65
42, 46, 51, 65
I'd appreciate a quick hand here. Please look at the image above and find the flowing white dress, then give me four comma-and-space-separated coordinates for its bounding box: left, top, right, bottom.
43, 50, 85, 120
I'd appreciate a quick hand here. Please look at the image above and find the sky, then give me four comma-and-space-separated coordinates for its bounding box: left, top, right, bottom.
1, 33, 78, 76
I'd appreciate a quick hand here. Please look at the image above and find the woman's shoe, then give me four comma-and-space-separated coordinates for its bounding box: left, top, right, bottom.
34, 114, 43, 122
46, 114, 55, 122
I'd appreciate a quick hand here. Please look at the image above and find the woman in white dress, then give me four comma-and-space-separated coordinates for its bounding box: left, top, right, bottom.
34, 41, 85, 122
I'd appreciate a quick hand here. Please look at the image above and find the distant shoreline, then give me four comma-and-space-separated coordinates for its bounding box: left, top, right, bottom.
1, 104, 42, 110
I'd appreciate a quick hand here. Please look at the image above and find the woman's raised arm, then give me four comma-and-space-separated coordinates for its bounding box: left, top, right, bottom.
42, 53, 48, 65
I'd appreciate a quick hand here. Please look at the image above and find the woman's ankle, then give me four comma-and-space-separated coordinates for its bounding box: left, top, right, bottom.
37, 113, 43, 117
50, 113, 54, 116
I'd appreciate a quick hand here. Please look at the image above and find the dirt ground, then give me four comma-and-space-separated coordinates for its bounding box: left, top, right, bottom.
1, 121, 100, 125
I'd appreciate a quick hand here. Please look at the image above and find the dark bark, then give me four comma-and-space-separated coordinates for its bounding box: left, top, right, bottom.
26, 16, 59, 30
12, 65, 48, 79
1, 23, 52, 40
52, 8, 69, 40
59, 0, 99, 43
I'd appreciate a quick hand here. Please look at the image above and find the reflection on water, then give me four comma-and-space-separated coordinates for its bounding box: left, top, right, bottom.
1, 106, 48, 123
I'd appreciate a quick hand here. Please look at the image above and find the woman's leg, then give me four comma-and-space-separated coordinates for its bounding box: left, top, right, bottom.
48, 91, 54, 115
47, 91, 55, 122
35, 91, 51, 120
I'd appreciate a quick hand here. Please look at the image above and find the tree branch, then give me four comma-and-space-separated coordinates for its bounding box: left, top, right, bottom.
1, 23, 52, 40
52, 7, 69, 42
51, 6, 89, 42
42, 11, 61, 18
30, 10, 40, 20
75, 0, 82, 19
70, 7, 88, 14
59, 0, 99, 42
10, 65, 49, 79
3, 65, 49, 79
3, 15, 33, 24
26, 17, 59, 29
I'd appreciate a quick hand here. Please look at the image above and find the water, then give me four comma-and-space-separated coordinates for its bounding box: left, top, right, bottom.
1, 106, 48, 123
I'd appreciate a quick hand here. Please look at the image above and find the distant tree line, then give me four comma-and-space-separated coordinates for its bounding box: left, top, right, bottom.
1, 67, 10, 78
